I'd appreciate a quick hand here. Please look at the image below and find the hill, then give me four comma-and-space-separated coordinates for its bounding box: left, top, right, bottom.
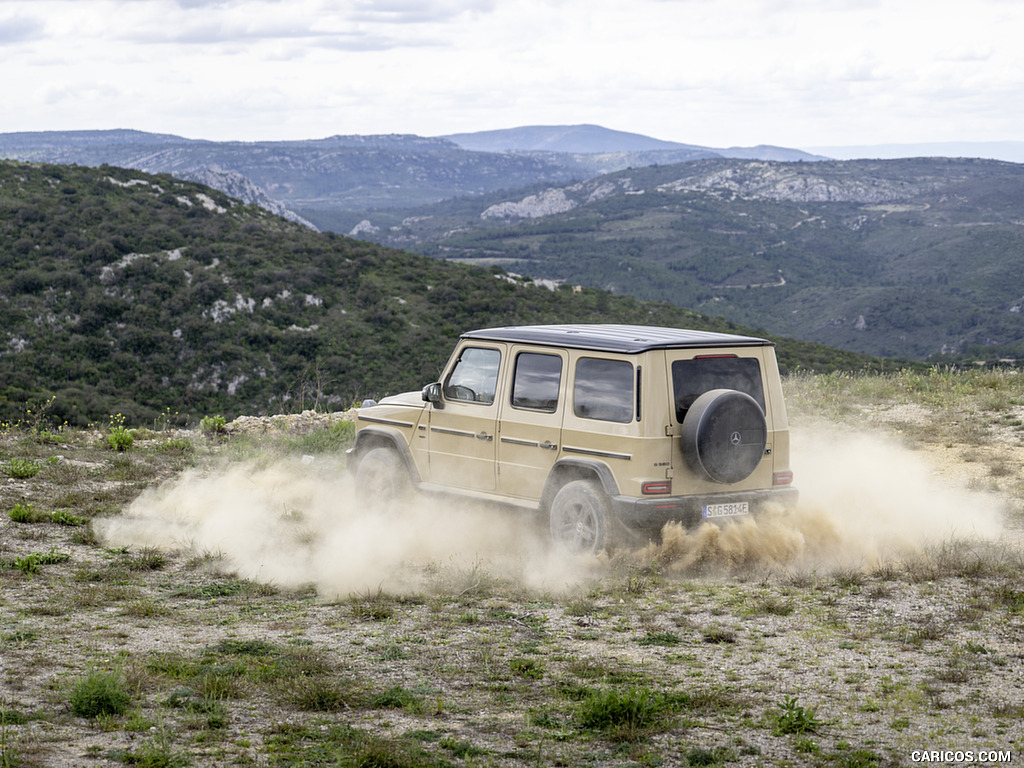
0, 128, 820, 217
0, 160, 896, 426
442, 124, 824, 161
342, 157, 1024, 361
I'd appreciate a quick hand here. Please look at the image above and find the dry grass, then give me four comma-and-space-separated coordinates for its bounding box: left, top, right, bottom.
1, 373, 1023, 767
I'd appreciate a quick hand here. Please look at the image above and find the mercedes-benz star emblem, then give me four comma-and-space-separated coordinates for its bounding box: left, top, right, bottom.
730, 431, 742, 445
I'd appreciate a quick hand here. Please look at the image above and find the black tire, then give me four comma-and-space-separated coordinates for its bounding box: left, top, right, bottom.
549, 480, 611, 556
354, 447, 410, 509
680, 389, 767, 484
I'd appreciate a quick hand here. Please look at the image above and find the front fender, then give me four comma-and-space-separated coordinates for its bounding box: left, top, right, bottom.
347, 428, 422, 484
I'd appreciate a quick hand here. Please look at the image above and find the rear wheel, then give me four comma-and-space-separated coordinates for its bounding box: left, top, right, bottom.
354, 447, 410, 510
549, 480, 611, 556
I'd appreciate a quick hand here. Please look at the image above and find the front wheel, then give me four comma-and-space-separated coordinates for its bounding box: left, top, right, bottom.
549, 480, 612, 556
354, 447, 410, 511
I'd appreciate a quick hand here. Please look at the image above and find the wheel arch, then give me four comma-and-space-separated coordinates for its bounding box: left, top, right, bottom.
540, 458, 620, 512
349, 428, 421, 484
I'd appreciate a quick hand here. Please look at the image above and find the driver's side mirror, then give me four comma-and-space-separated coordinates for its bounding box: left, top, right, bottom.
422, 382, 443, 408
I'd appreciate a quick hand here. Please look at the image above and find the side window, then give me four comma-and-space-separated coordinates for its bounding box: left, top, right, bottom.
511, 352, 562, 412
443, 347, 501, 404
573, 357, 634, 423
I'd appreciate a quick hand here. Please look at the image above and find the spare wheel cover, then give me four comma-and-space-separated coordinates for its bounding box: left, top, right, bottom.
681, 388, 767, 484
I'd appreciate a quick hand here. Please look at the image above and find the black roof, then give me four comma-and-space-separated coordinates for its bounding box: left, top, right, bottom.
461, 324, 772, 354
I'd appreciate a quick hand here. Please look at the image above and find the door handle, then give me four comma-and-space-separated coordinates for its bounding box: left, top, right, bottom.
539, 441, 558, 451
476, 432, 493, 441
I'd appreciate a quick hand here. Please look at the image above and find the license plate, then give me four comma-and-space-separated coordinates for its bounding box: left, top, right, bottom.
702, 502, 749, 519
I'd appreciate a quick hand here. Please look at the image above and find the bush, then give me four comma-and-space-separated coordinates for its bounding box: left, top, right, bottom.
8, 502, 47, 524
10, 549, 70, 574
70, 671, 130, 718
772, 696, 822, 735
4, 458, 42, 479
50, 509, 87, 527
200, 414, 227, 436
577, 686, 670, 740
106, 426, 134, 452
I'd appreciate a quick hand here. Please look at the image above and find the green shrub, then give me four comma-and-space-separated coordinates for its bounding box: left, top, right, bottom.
509, 657, 544, 679
10, 549, 70, 574
371, 685, 421, 711
70, 671, 130, 718
4, 458, 42, 479
8, 502, 47, 524
772, 696, 822, 735
577, 686, 670, 740
155, 437, 194, 454
288, 677, 351, 712
106, 426, 134, 452
637, 630, 682, 646
50, 509, 87, 527
106, 733, 190, 767
200, 415, 227, 435
284, 419, 356, 454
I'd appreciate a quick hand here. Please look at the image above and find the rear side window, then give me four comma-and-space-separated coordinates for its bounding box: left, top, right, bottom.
672, 356, 764, 422
574, 358, 633, 423
511, 352, 562, 412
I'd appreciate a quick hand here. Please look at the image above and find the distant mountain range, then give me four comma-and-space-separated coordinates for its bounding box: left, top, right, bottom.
440, 123, 825, 161
807, 141, 1024, 164
0, 125, 821, 217
3, 125, 1019, 220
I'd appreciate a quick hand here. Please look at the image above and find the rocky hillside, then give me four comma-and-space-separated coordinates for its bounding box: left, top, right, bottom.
349, 157, 1024, 361
0, 160, 893, 426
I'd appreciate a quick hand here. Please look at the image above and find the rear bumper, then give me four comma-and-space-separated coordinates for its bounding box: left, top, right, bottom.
611, 486, 799, 530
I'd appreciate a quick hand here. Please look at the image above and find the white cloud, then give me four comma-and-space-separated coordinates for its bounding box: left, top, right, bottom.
1, 0, 1022, 147
0, 14, 44, 43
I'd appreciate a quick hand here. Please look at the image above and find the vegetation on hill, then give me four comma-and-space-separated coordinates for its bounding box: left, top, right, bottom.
0, 160, 905, 427
340, 157, 1024, 362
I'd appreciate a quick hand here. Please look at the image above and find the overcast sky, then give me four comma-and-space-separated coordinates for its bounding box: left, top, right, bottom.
2, 0, 1022, 150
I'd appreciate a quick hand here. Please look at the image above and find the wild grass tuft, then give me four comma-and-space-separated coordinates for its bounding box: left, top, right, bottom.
576, 686, 673, 741
70, 671, 130, 718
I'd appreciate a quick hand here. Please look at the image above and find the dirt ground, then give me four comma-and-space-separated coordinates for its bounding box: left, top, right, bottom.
1, 395, 1022, 767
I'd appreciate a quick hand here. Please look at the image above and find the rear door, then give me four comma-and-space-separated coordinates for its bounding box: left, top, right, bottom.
496, 347, 567, 500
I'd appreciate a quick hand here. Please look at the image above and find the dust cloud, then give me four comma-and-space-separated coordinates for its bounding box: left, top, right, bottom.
95, 456, 586, 597
630, 426, 1007, 575
96, 427, 1007, 596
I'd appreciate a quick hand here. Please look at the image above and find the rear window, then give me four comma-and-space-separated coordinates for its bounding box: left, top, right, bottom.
574, 357, 634, 423
672, 356, 764, 422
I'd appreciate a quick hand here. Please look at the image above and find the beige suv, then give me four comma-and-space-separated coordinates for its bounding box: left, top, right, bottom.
348, 324, 797, 554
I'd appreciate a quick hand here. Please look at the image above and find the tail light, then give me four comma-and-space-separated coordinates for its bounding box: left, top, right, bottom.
642, 480, 672, 495
773, 470, 794, 486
